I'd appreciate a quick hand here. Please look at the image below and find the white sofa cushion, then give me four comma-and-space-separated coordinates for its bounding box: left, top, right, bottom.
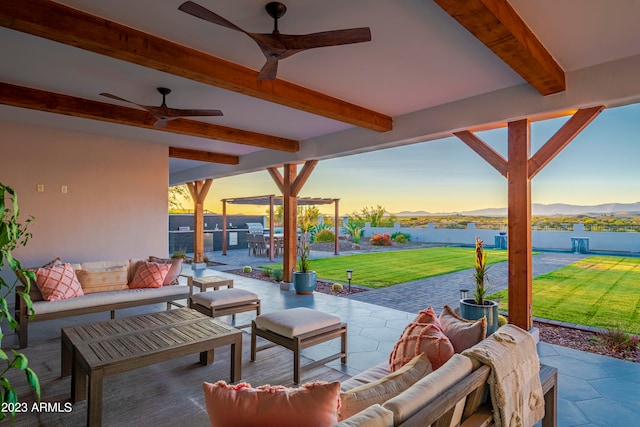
340, 362, 390, 392
339, 353, 432, 421
31, 285, 188, 315
333, 404, 394, 427
383, 353, 473, 426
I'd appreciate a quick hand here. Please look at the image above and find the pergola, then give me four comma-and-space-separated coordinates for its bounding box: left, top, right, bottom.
220, 195, 340, 262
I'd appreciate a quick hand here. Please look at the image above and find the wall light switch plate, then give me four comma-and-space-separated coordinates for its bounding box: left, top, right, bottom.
37, 184, 44, 192
61, 185, 68, 193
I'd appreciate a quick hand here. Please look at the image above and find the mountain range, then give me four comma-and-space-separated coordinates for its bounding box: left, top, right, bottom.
395, 202, 640, 217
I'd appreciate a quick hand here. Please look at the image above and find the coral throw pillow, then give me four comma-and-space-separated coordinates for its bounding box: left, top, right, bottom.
128, 261, 170, 289
412, 306, 440, 324
35, 263, 84, 301
389, 307, 454, 372
203, 380, 340, 427
148, 256, 183, 285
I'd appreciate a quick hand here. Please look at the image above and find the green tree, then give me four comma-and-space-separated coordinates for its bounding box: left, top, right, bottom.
298, 206, 321, 229
168, 184, 190, 213
353, 205, 396, 227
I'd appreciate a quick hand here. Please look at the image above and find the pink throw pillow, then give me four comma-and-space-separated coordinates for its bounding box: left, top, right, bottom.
389, 323, 454, 371
413, 306, 441, 325
389, 308, 455, 372
203, 380, 340, 427
35, 263, 84, 301
438, 305, 487, 353
148, 256, 183, 285
128, 261, 170, 289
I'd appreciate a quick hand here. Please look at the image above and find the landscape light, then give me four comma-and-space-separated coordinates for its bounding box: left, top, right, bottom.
346, 269, 353, 292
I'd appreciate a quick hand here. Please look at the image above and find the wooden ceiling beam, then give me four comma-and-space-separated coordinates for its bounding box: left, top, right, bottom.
0, 82, 298, 152
433, 0, 566, 96
0, 0, 392, 132
169, 147, 238, 165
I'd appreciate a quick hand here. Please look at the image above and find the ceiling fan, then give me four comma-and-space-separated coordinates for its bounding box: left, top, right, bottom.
99, 87, 223, 128
178, 1, 372, 80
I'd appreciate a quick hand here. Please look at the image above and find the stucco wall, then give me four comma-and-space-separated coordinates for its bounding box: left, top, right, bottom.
0, 121, 169, 267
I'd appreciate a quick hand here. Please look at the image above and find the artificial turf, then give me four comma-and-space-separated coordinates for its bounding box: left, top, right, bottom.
489, 255, 640, 334
264, 246, 508, 289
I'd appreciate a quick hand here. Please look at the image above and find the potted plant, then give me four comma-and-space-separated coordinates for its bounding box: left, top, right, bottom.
293, 234, 316, 294
459, 237, 499, 334
0, 183, 40, 421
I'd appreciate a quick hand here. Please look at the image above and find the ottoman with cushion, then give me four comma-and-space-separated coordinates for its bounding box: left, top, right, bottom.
250, 307, 347, 384
190, 288, 260, 327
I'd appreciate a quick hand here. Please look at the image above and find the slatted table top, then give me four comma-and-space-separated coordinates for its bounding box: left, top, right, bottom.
62, 308, 240, 369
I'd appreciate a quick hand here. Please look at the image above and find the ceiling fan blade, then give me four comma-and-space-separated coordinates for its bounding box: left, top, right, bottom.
164, 108, 224, 117
178, 1, 247, 34
258, 58, 279, 81
279, 28, 371, 50
153, 118, 169, 128
99, 92, 152, 111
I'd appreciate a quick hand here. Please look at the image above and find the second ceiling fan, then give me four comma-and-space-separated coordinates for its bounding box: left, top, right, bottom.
179, 1, 372, 80
100, 87, 223, 128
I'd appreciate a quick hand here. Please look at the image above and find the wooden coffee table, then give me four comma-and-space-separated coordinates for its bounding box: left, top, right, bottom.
61, 308, 242, 426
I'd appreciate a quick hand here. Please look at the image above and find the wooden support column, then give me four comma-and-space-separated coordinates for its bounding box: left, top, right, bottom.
507, 120, 533, 330
455, 107, 604, 331
269, 195, 275, 262
222, 199, 227, 255
186, 179, 213, 263
334, 199, 340, 255
268, 161, 319, 282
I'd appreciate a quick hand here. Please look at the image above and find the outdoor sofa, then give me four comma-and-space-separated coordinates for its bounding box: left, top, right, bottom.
14, 257, 189, 348
202, 308, 557, 427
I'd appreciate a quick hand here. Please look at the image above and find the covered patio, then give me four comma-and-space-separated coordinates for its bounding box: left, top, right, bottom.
3, 0, 640, 425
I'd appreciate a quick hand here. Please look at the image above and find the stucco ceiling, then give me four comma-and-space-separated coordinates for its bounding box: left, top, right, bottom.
2, 0, 640, 184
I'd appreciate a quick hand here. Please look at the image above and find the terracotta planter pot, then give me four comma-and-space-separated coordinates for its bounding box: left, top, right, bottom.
459, 298, 499, 335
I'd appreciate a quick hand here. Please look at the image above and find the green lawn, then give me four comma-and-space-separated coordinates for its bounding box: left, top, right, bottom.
489, 255, 640, 334
264, 247, 508, 288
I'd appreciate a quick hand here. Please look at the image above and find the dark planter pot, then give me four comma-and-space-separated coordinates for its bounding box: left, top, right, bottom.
459, 298, 499, 335
293, 271, 316, 294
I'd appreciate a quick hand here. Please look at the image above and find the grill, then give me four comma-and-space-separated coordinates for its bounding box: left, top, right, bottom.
245, 223, 265, 234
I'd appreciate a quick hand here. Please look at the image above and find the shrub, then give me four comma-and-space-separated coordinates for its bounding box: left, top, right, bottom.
498, 315, 508, 327
598, 328, 640, 355
370, 233, 392, 246
242, 266, 252, 273
270, 268, 283, 281
332, 283, 344, 292
261, 267, 272, 277
391, 231, 411, 243
315, 229, 335, 243
394, 234, 408, 244
171, 249, 187, 259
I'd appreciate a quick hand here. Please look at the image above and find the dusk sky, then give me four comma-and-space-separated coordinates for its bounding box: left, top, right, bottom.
198, 103, 640, 216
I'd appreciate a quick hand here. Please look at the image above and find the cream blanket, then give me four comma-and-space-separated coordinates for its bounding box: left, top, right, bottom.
462, 325, 544, 427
